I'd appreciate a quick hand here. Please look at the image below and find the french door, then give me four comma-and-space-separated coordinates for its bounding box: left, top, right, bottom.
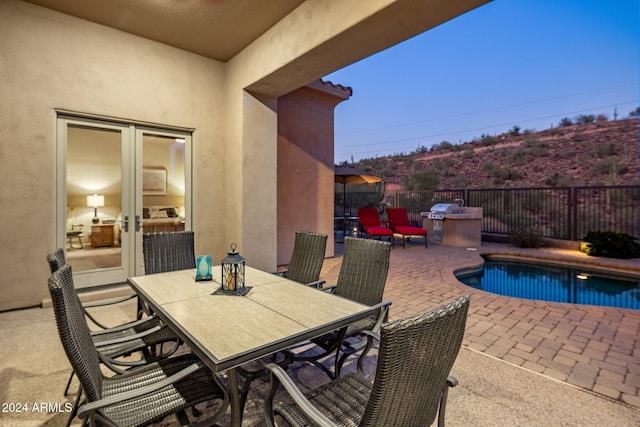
56, 115, 192, 289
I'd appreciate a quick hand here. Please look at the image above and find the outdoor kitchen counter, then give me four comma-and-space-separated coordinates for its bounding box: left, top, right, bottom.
422, 207, 483, 247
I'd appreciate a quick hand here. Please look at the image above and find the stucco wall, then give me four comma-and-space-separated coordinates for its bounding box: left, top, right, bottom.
277, 83, 351, 265
0, 0, 490, 310
0, 0, 226, 310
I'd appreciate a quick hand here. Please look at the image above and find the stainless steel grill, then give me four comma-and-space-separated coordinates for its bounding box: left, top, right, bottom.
427, 203, 458, 220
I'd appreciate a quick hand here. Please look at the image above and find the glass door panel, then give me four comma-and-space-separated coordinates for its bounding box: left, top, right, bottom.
61, 121, 129, 288
135, 129, 191, 275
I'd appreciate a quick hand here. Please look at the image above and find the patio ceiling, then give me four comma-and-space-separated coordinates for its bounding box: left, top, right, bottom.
23, 0, 305, 62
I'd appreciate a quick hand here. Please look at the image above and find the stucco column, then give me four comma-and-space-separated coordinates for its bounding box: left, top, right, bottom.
240, 92, 278, 271
277, 80, 352, 264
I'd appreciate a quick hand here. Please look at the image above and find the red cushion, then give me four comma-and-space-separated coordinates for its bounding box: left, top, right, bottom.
363, 225, 393, 236
358, 207, 382, 227
386, 208, 411, 227
394, 225, 426, 236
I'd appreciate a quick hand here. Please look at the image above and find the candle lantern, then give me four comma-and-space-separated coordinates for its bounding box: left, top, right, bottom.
220, 243, 246, 294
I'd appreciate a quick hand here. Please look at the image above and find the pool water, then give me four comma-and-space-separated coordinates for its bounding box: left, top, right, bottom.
457, 260, 640, 310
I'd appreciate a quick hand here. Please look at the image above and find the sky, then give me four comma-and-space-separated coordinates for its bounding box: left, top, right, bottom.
324, 0, 639, 164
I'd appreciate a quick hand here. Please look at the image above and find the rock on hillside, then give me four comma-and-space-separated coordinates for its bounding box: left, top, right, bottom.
356, 118, 639, 190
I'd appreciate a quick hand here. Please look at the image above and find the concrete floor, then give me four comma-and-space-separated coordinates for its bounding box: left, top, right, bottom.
1, 240, 639, 426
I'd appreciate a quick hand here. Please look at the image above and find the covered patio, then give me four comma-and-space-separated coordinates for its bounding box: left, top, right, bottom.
2, 240, 638, 425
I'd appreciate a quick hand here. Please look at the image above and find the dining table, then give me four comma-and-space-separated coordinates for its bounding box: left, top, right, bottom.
128, 265, 389, 426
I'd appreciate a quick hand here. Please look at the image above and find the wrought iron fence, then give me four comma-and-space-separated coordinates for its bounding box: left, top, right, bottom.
389, 185, 639, 241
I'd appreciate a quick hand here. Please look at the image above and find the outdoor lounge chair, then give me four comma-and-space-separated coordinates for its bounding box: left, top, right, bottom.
273, 230, 328, 288
48, 265, 226, 427
286, 236, 392, 379
264, 294, 471, 427
386, 207, 428, 248
358, 207, 394, 246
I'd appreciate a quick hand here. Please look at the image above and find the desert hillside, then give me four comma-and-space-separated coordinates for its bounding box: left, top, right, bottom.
354, 118, 639, 191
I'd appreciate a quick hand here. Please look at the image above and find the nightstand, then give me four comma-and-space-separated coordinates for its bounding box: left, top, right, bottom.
91, 224, 115, 248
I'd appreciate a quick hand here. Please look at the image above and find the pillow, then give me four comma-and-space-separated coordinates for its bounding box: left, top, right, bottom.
150, 210, 168, 219
160, 207, 178, 218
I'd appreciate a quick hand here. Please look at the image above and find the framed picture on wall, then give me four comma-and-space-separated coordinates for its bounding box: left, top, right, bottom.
143, 167, 167, 195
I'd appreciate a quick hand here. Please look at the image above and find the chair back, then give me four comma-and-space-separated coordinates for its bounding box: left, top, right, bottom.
48, 265, 103, 402
335, 237, 391, 307
143, 231, 196, 275
357, 208, 383, 227
47, 248, 66, 273
386, 208, 411, 227
361, 294, 470, 427
285, 231, 328, 285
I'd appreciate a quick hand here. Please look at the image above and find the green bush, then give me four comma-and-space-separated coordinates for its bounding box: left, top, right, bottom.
479, 135, 498, 146
462, 147, 475, 160
581, 231, 640, 259
593, 142, 616, 158
509, 227, 545, 248
544, 172, 573, 187
559, 117, 573, 127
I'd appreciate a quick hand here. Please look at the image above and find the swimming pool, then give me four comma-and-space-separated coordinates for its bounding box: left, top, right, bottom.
456, 259, 640, 310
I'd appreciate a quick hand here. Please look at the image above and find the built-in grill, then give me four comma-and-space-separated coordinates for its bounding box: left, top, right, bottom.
427, 203, 458, 220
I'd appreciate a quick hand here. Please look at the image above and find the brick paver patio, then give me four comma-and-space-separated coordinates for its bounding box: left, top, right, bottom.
325, 239, 640, 408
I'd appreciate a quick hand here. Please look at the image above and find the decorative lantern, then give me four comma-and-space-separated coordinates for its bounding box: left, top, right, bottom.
220, 243, 247, 295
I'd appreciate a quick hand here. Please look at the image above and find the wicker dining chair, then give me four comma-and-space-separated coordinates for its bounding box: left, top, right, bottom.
48, 265, 227, 427
47, 250, 180, 393
47, 248, 137, 329
142, 231, 196, 274
275, 230, 328, 288
265, 294, 471, 427
47, 251, 181, 427
139, 231, 196, 317
287, 236, 392, 379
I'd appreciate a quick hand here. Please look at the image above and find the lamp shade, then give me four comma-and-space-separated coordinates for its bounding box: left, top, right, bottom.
86, 194, 105, 208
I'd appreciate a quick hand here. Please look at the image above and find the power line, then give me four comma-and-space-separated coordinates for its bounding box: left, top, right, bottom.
335, 82, 638, 137
334, 100, 639, 158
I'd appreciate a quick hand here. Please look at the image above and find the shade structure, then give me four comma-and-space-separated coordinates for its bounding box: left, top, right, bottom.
334, 164, 383, 241
334, 165, 384, 185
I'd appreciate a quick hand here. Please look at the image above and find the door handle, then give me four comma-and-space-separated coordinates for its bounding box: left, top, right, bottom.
123, 215, 129, 232
135, 215, 141, 232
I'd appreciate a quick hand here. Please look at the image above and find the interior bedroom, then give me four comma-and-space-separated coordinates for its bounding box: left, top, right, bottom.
66, 125, 186, 272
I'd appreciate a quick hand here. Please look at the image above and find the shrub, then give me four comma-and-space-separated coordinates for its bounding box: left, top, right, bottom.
544, 172, 573, 187
462, 147, 475, 160
439, 141, 454, 150
509, 148, 530, 166
593, 141, 616, 158
404, 167, 440, 190
592, 158, 616, 175
575, 114, 596, 124
479, 135, 498, 146
581, 231, 640, 259
559, 117, 573, 127
509, 227, 545, 248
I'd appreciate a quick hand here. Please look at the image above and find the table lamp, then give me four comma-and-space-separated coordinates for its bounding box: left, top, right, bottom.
87, 194, 104, 224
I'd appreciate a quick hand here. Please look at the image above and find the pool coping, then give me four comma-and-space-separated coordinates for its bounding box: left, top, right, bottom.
455, 251, 640, 280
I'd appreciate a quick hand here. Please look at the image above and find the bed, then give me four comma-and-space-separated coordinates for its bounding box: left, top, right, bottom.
142, 206, 185, 233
